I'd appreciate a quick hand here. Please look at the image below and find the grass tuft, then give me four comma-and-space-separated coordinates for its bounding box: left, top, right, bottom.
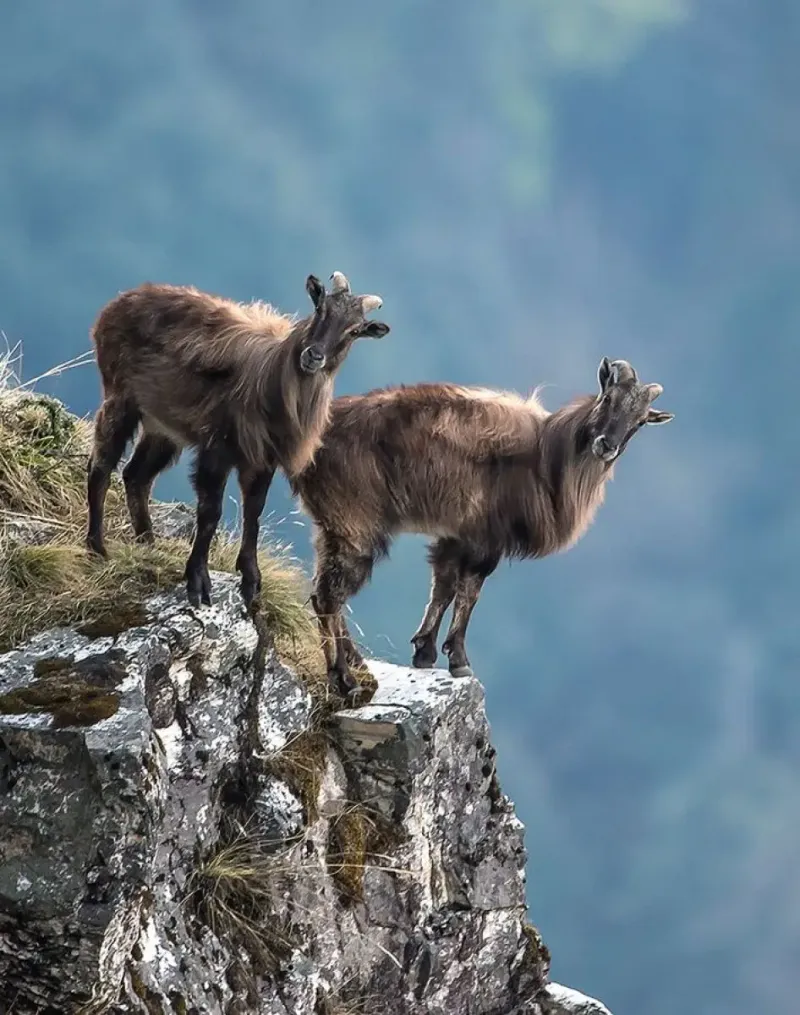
327, 804, 407, 905
187, 827, 297, 978
0, 384, 316, 656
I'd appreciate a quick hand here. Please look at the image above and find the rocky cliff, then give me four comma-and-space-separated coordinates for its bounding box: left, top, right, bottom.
0, 389, 613, 1015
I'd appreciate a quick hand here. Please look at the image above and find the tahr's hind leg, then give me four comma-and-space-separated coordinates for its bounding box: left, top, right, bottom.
122, 433, 181, 543
441, 553, 499, 678
411, 537, 463, 668
311, 529, 375, 703
335, 613, 366, 671
185, 443, 233, 607
86, 397, 139, 557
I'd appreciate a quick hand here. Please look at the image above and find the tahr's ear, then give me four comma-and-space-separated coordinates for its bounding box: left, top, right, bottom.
358, 321, 390, 339
305, 275, 326, 311
598, 356, 612, 393
646, 408, 674, 425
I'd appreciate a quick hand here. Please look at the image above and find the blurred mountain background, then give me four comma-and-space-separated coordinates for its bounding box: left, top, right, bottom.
1, 2, 798, 1013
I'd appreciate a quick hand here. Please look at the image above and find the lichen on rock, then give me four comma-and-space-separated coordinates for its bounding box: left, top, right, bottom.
0, 573, 554, 1014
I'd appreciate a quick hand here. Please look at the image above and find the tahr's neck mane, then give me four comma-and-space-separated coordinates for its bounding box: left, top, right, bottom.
538, 394, 611, 551
231, 314, 333, 475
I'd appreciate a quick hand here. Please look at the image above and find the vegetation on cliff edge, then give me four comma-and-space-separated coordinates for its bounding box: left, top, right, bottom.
0, 370, 314, 655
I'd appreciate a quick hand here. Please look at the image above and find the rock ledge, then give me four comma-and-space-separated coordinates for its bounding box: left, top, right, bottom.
0, 574, 556, 1015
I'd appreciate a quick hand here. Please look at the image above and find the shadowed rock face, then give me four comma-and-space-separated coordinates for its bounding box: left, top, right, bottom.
0, 573, 555, 1015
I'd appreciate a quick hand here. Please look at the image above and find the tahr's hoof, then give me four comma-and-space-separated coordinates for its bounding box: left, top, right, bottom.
449, 664, 473, 679
86, 536, 108, 559
327, 669, 354, 700
240, 579, 260, 610
412, 644, 437, 669
185, 570, 212, 608
344, 645, 366, 671
133, 530, 155, 546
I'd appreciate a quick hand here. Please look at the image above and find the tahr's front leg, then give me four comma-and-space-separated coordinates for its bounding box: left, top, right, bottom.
235, 463, 276, 609
185, 444, 232, 607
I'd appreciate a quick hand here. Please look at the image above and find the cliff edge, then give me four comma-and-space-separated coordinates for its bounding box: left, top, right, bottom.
0, 389, 613, 1015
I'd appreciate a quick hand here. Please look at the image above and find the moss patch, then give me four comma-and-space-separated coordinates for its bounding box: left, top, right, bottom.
265, 726, 330, 824
128, 964, 166, 1015
77, 605, 152, 639
0, 655, 125, 728
261, 632, 347, 824
168, 992, 188, 1015
522, 921, 550, 963
520, 920, 552, 988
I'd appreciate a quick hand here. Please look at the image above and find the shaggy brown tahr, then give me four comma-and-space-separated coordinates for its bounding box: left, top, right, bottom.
85, 271, 389, 607
292, 357, 673, 699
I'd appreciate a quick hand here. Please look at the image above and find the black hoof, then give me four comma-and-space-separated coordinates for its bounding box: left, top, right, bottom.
442, 638, 472, 678
133, 530, 155, 546
86, 535, 108, 559
236, 556, 262, 609
240, 576, 261, 610
327, 667, 356, 700
344, 644, 366, 671
411, 636, 438, 669
185, 566, 212, 608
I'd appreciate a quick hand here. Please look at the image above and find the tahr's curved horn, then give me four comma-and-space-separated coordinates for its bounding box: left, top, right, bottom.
330, 271, 351, 294
361, 294, 383, 313
609, 359, 637, 384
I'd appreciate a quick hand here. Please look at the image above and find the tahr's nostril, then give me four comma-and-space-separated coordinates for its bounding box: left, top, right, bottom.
300, 348, 325, 374
592, 435, 617, 460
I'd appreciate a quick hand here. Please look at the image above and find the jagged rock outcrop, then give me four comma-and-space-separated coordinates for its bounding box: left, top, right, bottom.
0, 573, 557, 1015
542, 984, 614, 1015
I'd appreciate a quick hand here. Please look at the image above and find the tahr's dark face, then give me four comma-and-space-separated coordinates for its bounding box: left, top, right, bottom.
588, 357, 674, 463
299, 272, 390, 375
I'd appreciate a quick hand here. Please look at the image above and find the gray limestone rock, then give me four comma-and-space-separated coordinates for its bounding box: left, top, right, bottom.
0, 572, 553, 1014
0, 496, 194, 549
149, 500, 197, 542
544, 983, 615, 1015
0, 512, 62, 545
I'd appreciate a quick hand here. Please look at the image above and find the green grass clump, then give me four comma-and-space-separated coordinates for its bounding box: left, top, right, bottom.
327, 804, 407, 904
0, 386, 316, 654
187, 829, 296, 977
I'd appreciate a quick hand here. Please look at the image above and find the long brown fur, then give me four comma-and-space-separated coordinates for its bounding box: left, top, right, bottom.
85, 274, 389, 609
295, 383, 609, 560
292, 364, 672, 698
91, 283, 331, 477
